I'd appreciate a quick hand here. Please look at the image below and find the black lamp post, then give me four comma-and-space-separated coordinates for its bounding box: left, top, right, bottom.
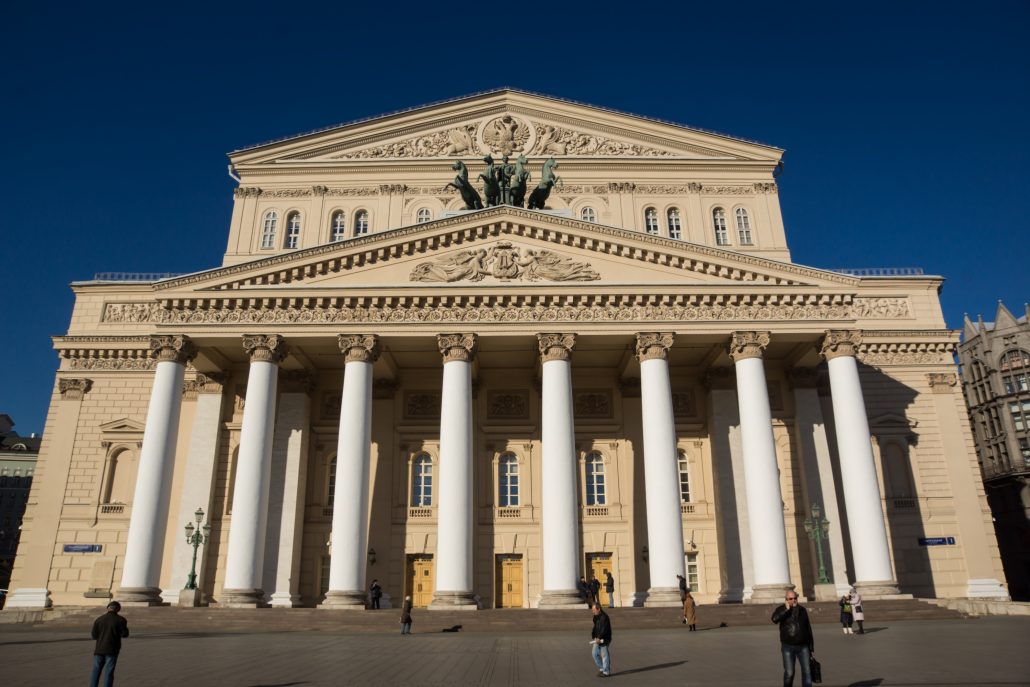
803, 502, 831, 585
183, 507, 211, 590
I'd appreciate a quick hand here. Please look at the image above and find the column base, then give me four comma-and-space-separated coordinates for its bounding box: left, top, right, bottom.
117, 586, 166, 606
428, 590, 478, 610
966, 578, 1010, 600
178, 589, 204, 607
221, 587, 267, 608
2, 588, 52, 609
813, 583, 840, 602
746, 583, 795, 604
319, 590, 367, 609
854, 580, 901, 599
270, 592, 303, 608
537, 589, 588, 608
644, 587, 684, 607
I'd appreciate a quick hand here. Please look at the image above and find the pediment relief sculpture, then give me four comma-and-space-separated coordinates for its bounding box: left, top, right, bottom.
409, 242, 599, 283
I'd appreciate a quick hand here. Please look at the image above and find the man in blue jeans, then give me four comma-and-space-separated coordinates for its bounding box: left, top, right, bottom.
771, 591, 814, 687
590, 602, 612, 677
90, 601, 129, 687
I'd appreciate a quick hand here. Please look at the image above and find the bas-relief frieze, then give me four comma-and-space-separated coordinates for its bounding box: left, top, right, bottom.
410, 242, 599, 283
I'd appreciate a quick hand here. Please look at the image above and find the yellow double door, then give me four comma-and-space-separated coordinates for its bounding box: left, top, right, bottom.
588, 554, 613, 607
495, 555, 524, 608
406, 555, 434, 608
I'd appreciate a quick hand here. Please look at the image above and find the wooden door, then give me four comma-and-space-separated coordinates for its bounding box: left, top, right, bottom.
589, 554, 613, 607
406, 555, 434, 608
495, 555, 523, 608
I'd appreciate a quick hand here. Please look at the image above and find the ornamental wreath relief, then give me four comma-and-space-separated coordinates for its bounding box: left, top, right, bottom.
409, 242, 600, 283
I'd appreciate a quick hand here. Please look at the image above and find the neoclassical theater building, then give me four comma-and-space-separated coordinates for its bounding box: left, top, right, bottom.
6, 90, 1008, 610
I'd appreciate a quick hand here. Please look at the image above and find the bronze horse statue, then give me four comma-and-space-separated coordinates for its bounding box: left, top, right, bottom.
527, 157, 562, 210
478, 155, 501, 207
446, 160, 483, 210
510, 155, 531, 207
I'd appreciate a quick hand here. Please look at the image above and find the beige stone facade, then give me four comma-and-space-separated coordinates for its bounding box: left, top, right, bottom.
5, 90, 1008, 610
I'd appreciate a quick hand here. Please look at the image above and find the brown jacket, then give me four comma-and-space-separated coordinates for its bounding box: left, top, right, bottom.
682, 595, 697, 624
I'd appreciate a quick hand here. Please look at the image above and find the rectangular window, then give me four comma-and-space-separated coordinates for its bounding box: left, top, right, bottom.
686, 553, 699, 592
678, 453, 691, 503
1019, 438, 1030, 462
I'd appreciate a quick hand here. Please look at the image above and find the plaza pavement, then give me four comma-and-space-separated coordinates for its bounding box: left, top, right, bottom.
1, 612, 1029, 686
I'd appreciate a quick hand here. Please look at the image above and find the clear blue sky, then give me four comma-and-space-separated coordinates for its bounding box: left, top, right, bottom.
2, 2, 1028, 435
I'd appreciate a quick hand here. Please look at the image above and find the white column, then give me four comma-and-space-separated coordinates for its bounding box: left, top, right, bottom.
729, 331, 794, 602
166, 374, 226, 605
636, 333, 687, 607
430, 334, 478, 610
537, 333, 584, 607
223, 335, 288, 607
822, 331, 899, 596
265, 371, 311, 608
119, 336, 196, 605
323, 335, 379, 608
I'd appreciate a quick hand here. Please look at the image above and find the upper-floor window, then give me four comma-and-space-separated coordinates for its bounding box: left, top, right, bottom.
581, 206, 597, 223
284, 212, 301, 249
677, 450, 691, 503
713, 208, 729, 246
498, 452, 520, 507
644, 208, 659, 235
416, 208, 432, 224
355, 210, 370, 236
411, 453, 433, 507
735, 208, 753, 245
667, 208, 682, 240
1010, 400, 1030, 432
331, 211, 346, 242
1001, 349, 1030, 394
585, 451, 606, 506
260, 211, 278, 249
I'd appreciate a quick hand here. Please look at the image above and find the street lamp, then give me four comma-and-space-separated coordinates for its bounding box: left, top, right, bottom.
803, 502, 831, 585
183, 507, 211, 590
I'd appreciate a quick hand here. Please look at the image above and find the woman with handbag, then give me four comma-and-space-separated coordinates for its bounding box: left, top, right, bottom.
839, 595, 854, 635
850, 588, 865, 634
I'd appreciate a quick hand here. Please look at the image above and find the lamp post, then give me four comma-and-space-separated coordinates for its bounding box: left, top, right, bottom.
803, 502, 831, 585
183, 507, 211, 590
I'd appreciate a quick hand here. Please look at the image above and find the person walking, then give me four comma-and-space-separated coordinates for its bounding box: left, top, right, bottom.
839, 595, 854, 635
676, 573, 688, 601
604, 571, 616, 608
682, 589, 697, 631
771, 591, 815, 687
369, 579, 382, 609
399, 595, 413, 635
589, 575, 601, 608
850, 587, 865, 634
590, 602, 612, 678
89, 601, 129, 687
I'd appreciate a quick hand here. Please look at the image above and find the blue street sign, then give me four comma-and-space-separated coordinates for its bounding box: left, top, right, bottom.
918, 537, 956, 546
63, 544, 103, 553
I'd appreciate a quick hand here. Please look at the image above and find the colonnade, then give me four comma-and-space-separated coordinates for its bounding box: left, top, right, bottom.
116, 329, 899, 607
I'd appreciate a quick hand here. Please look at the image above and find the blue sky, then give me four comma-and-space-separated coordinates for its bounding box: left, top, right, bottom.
2, 2, 1028, 434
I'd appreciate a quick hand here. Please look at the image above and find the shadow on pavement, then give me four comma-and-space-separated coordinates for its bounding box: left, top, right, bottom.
858, 627, 889, 634
0, 636, 92, 646
612, 660, 686, 677
246, 683, 310, 687
848, 680, 884, 686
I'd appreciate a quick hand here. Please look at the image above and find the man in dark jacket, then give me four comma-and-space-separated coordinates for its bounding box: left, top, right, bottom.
771, 591, 814, 687
589, 576, 601, 607
90, 601, 129, 687
590, 602, 612, 677
604, 571, 616, 608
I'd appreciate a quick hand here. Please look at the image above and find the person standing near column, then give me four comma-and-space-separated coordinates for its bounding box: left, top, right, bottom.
89, 601, 129, 687
400, 595, 413, 635
605, 571, 616, 608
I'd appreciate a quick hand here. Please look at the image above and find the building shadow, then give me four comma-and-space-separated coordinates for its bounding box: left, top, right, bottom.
613, 660, 686, 677
848, 680, 884, 687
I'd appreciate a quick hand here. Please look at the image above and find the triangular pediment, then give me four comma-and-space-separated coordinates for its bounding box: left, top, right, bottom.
230, 90, 782, 167
98, 418, 146, 435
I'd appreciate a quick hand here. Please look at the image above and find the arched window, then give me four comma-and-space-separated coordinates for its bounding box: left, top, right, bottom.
355, 210, 370, 236
735, 208, 753, 244
498, 452, 520, 507
104, 448, 137, 504
581, 206, 597, 223
713, 208, 729, 246
260, 211, 278, 249
284, 211, 301, 249
330, 211, 346, 242
416, 207, 432, 224
677, 450, 691, 503
667, 208, 682, 240
585, 451, 606, 506
411, 453, 433, 507
1001, 349, 1030, 394
326, 455, 337, 508
644, 207, 659, 235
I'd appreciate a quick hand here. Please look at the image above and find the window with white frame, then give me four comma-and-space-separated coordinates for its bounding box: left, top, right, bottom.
644, 207, 659, 235
260, 211, 278, 249
284, 211, 301, 249
1001, 349, 1030, 394
735, 208, 753, 244
677, 450, 691, 502
1010, 400, 1030, 432
411, 453, 433, 506
498, 452, 520, 507
331, 211, 346, 241
581, 206, 597, 223
585, 451, 606, 506
416, 207, 432, 224
667, 208, 682, 239
326, 455, 337, 508
686, 552, 699, 591
713, 208, 729, 245
355, 210, 370, 236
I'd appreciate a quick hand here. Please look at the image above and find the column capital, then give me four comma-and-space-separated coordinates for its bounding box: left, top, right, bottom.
437, 333, 477, 363
338, 334, 380, 363
537, 333, 576, 362
820, 330, 862, 360
728, 331, 770, 362
635, 332, 675, 362
150, 335, 197, 364
926, 372, 958, 393
242, 335, 289, 364
196, 372, 228, 394
787, 367, 820, 389
59, 377, 93, 400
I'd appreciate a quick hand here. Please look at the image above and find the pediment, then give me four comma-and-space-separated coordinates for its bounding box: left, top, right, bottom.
230, 90, 781, 166
98, 418, 146, 435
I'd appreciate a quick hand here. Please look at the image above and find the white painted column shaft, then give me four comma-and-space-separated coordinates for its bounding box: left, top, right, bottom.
266, 386, 310, 607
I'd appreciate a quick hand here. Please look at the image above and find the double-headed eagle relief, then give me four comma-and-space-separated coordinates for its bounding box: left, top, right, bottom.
410, 241, 599, 283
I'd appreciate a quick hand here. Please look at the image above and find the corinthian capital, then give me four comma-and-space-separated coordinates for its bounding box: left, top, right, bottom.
150, 335, 197, 364
242, 334, 289, 364
437, 333, 477, 363
59, 378, 93, 399
635, 332, 675, 362
538, 333, 576, 362
820, 330, 862, 361
338, 334, 380, 363
728, 331, 770, 362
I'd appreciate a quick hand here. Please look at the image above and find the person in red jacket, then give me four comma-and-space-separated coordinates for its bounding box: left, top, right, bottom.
90, 601, 129, 687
